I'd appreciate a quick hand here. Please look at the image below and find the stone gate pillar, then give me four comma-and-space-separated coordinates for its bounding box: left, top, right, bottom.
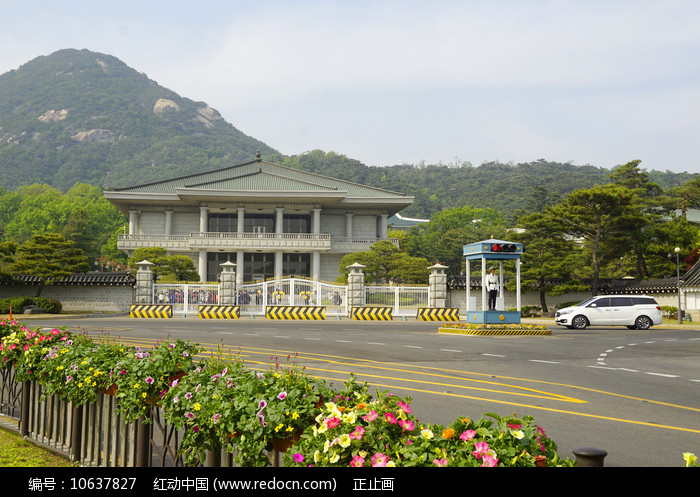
346, 262, 366, 309
135, 260, 154, 304
219, 261, 237, 305
429, 263, 448, 308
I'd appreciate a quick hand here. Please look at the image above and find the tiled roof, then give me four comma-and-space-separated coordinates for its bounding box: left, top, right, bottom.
447, 275, 680, 293
681, 261, 700, 288
3, 272, 135, 286
114, 159, 409, 199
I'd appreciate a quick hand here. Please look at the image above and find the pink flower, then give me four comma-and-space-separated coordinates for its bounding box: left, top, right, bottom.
460, 430, 476, 441
398, 419, 415, 431
507, 423, 522, 430
481, 454, 498, 467
536, 425, 546, 438
384, 412, 397, 424
293, 453, 304, 463
398, 401, 412, 413
326, 416, 340, 429
145, 376, 154, 384
371, 452, 390, 467
350, 455, 365, 467
472, 441, 490, 457
350, 425, 365, 440
432, 457, 448, 467
277, 391, 287, 400
362, 410, 378, 422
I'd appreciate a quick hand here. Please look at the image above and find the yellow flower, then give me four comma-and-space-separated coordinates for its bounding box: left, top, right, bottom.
275, 424, 284, 433
142, 392, 147, 398
290, 411, 300, 420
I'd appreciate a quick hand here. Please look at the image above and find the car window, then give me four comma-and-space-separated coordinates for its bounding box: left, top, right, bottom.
632, 297, 658, 305
587, 297, 610, 308
610, 297, 633, 306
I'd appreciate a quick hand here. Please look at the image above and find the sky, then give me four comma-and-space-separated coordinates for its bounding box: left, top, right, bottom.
2, 0, 699, 174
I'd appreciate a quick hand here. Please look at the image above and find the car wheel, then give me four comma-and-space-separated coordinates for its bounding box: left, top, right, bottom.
635, 315, 652, 330
571, 315, 589, 329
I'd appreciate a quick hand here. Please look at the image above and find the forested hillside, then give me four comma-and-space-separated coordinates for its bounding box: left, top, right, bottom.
0, 49, 277, 190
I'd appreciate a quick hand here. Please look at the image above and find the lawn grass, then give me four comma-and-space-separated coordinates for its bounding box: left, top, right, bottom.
0, 428, 72, 467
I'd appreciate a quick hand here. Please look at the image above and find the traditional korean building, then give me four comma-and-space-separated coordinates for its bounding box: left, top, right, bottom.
104, 154, 414, 283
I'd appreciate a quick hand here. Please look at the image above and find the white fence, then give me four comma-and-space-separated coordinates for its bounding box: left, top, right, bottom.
153, 284, 220, 316
365, 285, 430, 317
238, 278, 347, 317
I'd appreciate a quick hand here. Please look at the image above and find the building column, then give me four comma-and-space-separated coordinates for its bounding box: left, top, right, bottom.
312, 252, 321, 281
313, 208, 321, 234
276, 207, 284, 234
275, 251, 283, 279
129, 210, 139, 235
379, 213, 388, 239
346, 262, 365, 309
164, 210, 173, 236
236, 250, 244, 285
198, 250, 207, 282
345, 212, 353, 238
199, 206, 208, 233
237, 207, 245, 233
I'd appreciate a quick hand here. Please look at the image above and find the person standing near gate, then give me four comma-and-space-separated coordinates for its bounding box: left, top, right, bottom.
485, 267, 499, 310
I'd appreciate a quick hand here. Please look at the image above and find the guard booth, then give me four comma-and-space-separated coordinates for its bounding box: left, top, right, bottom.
463, 238, 524, 324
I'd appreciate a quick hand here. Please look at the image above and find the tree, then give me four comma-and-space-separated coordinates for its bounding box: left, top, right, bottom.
337, 240, 429, 284
127, 247, 199, 282
548, 184, 644, 296
510, 211, 582, 312
7, 233, 90, 296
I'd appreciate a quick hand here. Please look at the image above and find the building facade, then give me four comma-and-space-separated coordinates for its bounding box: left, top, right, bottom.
104, 155, 414, 283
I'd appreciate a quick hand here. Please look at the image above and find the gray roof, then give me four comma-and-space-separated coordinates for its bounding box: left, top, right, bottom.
113, 158, 410, 199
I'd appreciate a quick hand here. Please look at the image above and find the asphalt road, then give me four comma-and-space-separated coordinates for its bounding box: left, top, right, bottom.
25, 315, 700, 467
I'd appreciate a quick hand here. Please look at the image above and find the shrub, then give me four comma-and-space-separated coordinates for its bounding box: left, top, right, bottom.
32, 297, 62, 314
0, 297, 33, 314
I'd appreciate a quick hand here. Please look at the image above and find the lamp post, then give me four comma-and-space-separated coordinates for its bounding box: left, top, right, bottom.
675, 247, 682, 325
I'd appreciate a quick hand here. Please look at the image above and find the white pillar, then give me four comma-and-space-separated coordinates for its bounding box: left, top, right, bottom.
481, 257, 487, 311
129, 210, 139, 235
237, 207, 245, 233
275, 251, 283, 279
379, 213, 388, 239
312, 252, 321, 281
199, 206, 208, 233
236, 250, 244, 285
313, 208, 321, 234
345, 213, 353, 238
198, 250, 207, 282
276, 207, 284, 234
516, 258, 522, 311
164, 210, 173, 236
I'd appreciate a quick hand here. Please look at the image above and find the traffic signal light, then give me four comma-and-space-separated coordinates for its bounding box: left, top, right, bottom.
490, 243, 516, 252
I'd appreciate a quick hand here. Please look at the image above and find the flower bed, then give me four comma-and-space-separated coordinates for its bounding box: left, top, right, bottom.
1, 319, 582, 467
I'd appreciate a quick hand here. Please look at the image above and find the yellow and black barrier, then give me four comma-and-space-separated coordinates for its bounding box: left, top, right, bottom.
351, 307, 393, 321
417, 308, 461, 321
266, 306, 326, 320
130, 304, 173, 319
198, 305, 240, 319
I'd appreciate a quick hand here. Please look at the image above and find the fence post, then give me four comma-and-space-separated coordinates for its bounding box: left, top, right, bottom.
20, 380, 30, 437
136, 260, 155, 305
136, 415, 151, 467
346, 263, 366, 312
219, 261, 237, 305
429, 263, 448, 308
70, 405, 82, 463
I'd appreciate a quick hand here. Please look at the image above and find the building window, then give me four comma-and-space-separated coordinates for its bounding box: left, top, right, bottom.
245, 253, 275, 281
283, 253, 310, 277
244, 214, 275, 233
207, 252, 236, 281
283, 215, 310, 233
208, 214, 237, 233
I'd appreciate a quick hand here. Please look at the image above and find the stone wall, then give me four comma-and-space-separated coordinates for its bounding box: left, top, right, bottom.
0, 285, 134, 313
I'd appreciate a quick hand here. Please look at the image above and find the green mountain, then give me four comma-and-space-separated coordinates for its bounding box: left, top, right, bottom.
0, 48, 277, 190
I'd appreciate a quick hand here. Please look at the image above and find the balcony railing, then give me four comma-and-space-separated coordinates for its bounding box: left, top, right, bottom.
117, 233, 399, 252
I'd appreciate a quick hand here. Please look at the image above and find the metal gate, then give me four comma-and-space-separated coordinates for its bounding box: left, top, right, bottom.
365, 285, 430, 317
237, 278, 347, 317
153, 284, 220, 316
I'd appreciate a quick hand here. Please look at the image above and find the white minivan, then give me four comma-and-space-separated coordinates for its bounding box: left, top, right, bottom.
555, 295, 663, 330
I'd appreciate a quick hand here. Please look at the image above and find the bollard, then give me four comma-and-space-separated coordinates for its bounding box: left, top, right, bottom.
573, 447, 607, 467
